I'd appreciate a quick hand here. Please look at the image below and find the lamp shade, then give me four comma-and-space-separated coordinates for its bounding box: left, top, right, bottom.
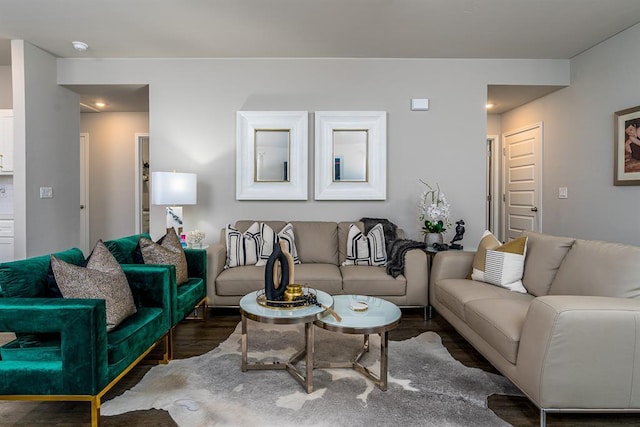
151, 171, 197, 205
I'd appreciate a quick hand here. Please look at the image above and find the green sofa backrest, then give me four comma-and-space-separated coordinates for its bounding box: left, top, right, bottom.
0, 248, 85, 298
104, 233, 151, 264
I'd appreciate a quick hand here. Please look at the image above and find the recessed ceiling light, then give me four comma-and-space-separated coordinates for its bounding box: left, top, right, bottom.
485, 103, 495, 109
72, 41, 89, 52
95, 102, 106, 108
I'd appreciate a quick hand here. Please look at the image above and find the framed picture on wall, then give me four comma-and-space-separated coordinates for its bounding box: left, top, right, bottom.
614, 105, 640, 185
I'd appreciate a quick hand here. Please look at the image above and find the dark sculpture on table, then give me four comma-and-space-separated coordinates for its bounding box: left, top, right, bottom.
264, 241, 290, 301
449, 219, 465, 250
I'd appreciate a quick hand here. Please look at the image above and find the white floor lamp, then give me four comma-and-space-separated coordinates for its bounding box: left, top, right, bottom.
151, 171, 197, 236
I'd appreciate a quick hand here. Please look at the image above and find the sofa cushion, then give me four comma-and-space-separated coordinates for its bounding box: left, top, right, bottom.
521, 232, 575, 297
256, 222, 300, 266
175, 278, 205, 322
549, 239, 640, 298
225, 222, 261, 268
215, 265, 265, 296
465, 298, 531, 364
215, 263, 343, 296
472, 236, 528, 293
434, 278, 533, 321
0, 248, 85, 299
107, 306, 164, 380
290, 221, 338, 265
342, 223, 387, 266
52, 241, 138, 332
139, 228, 189, 285
341, 265, 406, 296
292, 263, 343, 294
104, 233, 151, 264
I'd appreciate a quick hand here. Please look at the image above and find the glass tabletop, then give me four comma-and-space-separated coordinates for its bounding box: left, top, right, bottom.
240, 289, 334, 324
315, 295, 401, 334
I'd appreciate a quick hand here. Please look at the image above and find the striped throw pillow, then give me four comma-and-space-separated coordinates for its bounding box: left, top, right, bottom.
342, 223, 387, 266
225, 222, 261, 268
256, 222, 300, 266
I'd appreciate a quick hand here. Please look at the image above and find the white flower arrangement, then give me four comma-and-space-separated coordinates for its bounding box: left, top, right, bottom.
186, 230, 206, 246
418, 180, 451, 234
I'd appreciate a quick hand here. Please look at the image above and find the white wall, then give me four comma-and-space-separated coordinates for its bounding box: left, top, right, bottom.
57, 58, 569, 248
81, 112, 149, 243
501, 23, 640, 245
12, 40, 80, 258
0, 66, 11, 108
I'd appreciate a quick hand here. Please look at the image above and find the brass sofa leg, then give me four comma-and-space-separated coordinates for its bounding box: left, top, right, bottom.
165, 329, 173, 363
91, 397, 100, 427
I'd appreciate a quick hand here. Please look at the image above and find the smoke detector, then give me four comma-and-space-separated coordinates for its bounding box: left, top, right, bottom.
72, 41, 89, 52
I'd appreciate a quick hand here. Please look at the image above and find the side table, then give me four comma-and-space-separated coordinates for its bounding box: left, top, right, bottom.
314, 295, 401, 391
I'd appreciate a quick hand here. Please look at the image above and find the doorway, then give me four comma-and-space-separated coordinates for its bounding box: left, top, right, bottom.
135, 134, 150, 234
79, 133, 90, 253
486, 135, 501, 238
502, 123, 543, 240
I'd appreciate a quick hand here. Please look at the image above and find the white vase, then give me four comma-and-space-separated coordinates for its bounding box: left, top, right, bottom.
424, 232, 444, 248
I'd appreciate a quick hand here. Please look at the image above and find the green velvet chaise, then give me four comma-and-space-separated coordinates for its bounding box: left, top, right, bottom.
104, 234, 207, 357
0, 248, 173, 426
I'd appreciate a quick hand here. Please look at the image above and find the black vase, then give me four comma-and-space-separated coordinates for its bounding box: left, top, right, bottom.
264, 243, 290, 301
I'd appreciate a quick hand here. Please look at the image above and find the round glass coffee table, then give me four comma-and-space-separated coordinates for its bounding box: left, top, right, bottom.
239, 289, 334, 393
314, 295, 401, 391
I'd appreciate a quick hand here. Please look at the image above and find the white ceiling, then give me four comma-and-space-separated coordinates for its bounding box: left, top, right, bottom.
2, 0, 640, 112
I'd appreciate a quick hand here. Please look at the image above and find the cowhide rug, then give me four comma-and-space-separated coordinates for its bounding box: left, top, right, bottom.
102, 322, 522, 426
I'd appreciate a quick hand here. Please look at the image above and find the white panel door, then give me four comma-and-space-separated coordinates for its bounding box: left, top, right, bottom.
0, 110, 13, 172
503, 123, 542, 240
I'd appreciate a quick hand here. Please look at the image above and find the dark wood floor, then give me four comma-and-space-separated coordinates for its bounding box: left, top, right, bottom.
2, 308, 640, 426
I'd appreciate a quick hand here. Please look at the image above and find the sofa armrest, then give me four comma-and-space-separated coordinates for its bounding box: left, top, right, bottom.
0, 298, 109, 395
515, 295, 640, 409
402, 248, 429, 306
207, 243, 226, 303
184, 248, 207, 280
122, 265, 172, 331
430, 251, 475, 282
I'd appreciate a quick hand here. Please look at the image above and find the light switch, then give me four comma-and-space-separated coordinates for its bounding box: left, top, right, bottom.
411, 98, 430, 111
40, 187, 53, 199
558, 187, 568, 199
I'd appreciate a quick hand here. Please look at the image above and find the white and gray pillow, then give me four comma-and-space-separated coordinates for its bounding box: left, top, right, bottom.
471, 231, 529, 293
51, 240, 137, 331
225, 222, 261, 268
256, 222, 300, 266
342, 223, 387, 266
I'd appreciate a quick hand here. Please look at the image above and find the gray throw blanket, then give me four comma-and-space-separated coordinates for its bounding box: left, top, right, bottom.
360, 217, 398, 254
386, 239, 428, 278
359, 217, 427, 277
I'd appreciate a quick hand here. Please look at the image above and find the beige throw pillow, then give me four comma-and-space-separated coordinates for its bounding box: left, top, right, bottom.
51, 240, 137, 331
139, 228, 189, 285
471, 231, 529, 293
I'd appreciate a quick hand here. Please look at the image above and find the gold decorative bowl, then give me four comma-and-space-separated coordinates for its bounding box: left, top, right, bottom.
284, 284, 304, 302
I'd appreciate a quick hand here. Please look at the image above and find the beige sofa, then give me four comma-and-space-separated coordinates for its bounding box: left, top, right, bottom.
430, 231, 640, 425
208, 220, 429, 313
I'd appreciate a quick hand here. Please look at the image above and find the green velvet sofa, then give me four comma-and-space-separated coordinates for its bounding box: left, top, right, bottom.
0, 247, 173, 426
104, 234, 208, 357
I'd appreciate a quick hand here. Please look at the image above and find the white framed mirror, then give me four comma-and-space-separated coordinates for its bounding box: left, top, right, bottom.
236, 111, 308, 200
315, 111, 386, 200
